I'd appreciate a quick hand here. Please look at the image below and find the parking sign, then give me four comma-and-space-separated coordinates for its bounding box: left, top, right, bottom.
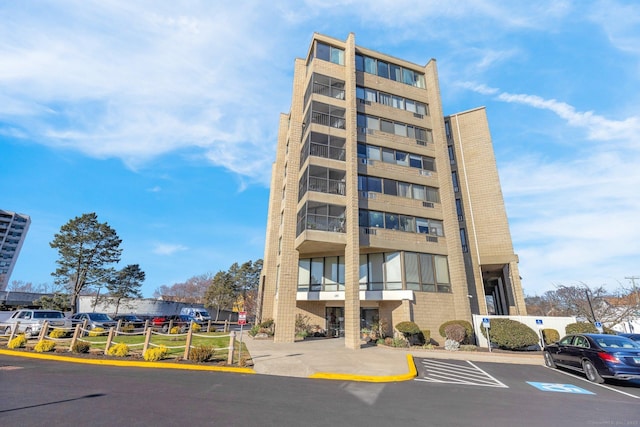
238, 311, 247, 325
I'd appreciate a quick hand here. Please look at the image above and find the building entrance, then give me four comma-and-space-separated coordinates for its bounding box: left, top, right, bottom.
326, 307, 344, 337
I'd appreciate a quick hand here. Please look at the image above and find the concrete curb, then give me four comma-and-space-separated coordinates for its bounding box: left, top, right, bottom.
0, 349, 256, 374
309, 354, 417, 382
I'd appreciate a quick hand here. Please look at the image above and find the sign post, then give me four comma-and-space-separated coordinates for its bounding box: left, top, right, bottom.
536, 319, 544, 348
595, 321, 603, 333
482, 317, 491, 352
237, 312, 247, 365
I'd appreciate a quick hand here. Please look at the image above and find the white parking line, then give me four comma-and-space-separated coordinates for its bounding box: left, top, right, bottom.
415, 359, 508, 388
544, 366, 640, 400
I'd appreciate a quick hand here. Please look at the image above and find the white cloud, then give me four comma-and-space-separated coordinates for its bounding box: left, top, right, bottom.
152, 243, 188, 256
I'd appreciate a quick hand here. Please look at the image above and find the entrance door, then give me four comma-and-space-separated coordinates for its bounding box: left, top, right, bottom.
360, 308, 379, 329
326, 307, 344, 338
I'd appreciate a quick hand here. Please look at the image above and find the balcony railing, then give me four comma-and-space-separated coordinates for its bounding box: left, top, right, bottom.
296, 214, 346, 235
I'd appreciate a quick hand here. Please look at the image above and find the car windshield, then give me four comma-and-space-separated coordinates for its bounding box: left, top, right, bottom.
89, 313, 112, 321
33, 312, 64, 319
594, 336, 640, 349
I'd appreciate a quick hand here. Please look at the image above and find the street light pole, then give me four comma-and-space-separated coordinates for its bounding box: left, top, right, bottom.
584, 288, 597, 323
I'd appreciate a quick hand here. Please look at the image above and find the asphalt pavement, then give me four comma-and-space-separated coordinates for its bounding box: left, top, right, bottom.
241, 335, 543, 381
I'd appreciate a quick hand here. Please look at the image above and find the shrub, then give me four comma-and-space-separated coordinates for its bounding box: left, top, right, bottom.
420, 329, 431, 344
480, 318, 538, 350
121, 324, 134, 333
8, 334, 27, 349
392, 337, 408, 348
395, 321, 421, 335
49, 328, 68, 338
88, 327, 106, 337
170, 326, 182, 334
460, 345, 477, 351
395, 321, 424, 346
565, 322, 598, 334
191, 323, 201, 333
107, 343, 129, 357
189, 345, 215, 363
34, 339, 56, 353
439, 320, 473, 344
295, 314, 311, 336
444, 324, 466, 343
444, 339, 460, 351
541, 328, 560, 345
144, 346, 168, 362
71, 341, 91, 353
249, 324, 260, 337
384, 337, 394, 346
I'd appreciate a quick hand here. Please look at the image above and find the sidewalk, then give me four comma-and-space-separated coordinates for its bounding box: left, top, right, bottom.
241, 335, 544, 381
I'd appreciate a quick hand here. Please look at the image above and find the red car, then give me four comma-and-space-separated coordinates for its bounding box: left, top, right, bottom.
150, 315, 191, 333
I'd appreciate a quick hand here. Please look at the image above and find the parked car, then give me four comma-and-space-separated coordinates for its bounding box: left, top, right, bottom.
2, 309, 71, 338
69, 312, 118, 330
618, 333, 640, 342
151, 315, 191, 333
112, 314, 145, 328
543, 333, 640, 383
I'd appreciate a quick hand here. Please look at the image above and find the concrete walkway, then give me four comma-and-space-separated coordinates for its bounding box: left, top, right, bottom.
242, 335, 544, 381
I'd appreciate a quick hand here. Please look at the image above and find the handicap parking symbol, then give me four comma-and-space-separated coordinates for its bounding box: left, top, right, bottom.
527, 382, 594, 395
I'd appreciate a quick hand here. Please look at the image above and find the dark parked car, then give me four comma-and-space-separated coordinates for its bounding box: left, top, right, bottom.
113, 314, 145, 328
151, 315, 191, 333
543, 333, 640, 383
618, 333, 640, 342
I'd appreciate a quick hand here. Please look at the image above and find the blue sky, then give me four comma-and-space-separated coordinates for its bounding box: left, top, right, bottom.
2, 1, 639, 298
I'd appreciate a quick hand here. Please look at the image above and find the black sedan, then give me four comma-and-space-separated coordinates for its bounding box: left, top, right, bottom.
543, 333, 640, 383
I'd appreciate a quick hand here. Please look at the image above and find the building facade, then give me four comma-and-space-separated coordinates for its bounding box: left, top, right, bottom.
0, 210, 31, 291
259, 33, 526, 349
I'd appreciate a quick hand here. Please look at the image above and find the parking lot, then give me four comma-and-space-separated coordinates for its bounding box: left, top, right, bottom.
414, 356, 640, 400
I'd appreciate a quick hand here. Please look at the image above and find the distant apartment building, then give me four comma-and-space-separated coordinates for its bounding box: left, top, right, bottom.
0, 210, 31, 291
258, 33, 526, 349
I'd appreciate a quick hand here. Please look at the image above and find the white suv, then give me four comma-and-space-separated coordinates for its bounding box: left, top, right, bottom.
3, 309, 71, 338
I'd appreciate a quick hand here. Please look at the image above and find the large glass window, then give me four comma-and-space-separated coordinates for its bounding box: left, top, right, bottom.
368, 253, 384, 291
369, 211, 384, 228
385, 252, 402, 290
298, 259, 310, 291
315, 42, 344, 65
385, 213, 399, 230
310, 258, 323, 290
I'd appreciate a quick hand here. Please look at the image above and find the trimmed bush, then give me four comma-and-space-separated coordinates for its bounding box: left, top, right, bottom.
144, 346, 168, 362
541, 328, 560, 345
88, 327, 106, 337
444, 324, 466, 343
439, 320, 473, 344
191, 323, 201, 333
249, 324, 260, 337
565, 322, 598, 334
34, 339, 56, 353
444, 339, 460, 351
480, 318, 538, 350
460, 345, 477, 351
107, 343, 129, 357
189, 345, 215, 363
121, 324, 134, 333
8, 334, 27, 349
71, 341, 91, 353
170, 326, 182, 334
49, 328, 68, 338
395, 321, 424, 345
420, 329, 431, 344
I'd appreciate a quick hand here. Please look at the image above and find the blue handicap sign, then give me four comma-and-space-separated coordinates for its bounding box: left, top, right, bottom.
527, 382, 594, 395
535, 319, 543, 325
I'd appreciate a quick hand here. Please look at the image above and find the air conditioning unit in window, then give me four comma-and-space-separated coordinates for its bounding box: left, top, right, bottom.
358, 99, 371, 105
416, 139, 426, 146
419, 170, 431, 177
422, 202, 434, 208
413, 113, 424, 119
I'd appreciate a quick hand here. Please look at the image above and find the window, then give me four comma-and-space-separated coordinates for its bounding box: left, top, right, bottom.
369, 211, 384, 228
396, 151, 409, 166
298, 259, 311, 291
420, 254, 435, 291
390, 64, 401, 81
416, 218, 429, 234
355, 54, 364, 71
452, 171, 460, 192
379, 92, 392, 107
368, 253, 384, 290
382, 148, 395, 163
367, 176, 382, 193
364, 56, 376, 74
357, 143, 367, 158
315, 42, 344, 65
385, 252, 402, 289
380, 119, 394, 133
383, 179, 397, 196
385, 213, 399, 230
409, 154, 422, 169
377, 60, 389, 78
367, 145, 381, 161
399, 215, 415, 233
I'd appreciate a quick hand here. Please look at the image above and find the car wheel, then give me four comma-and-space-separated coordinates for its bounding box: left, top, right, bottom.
583, 360, 605, 384
543, 351, 557, 368
161, 325, 169, 333
24, 327, 33, 338
179, 326, 186, 334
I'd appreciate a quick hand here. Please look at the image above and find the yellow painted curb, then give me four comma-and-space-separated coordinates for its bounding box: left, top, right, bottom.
0, 349, 255, 374
309, 353, 417, 382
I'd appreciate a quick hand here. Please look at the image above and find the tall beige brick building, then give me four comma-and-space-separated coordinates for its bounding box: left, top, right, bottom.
259, 33, 526, 349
